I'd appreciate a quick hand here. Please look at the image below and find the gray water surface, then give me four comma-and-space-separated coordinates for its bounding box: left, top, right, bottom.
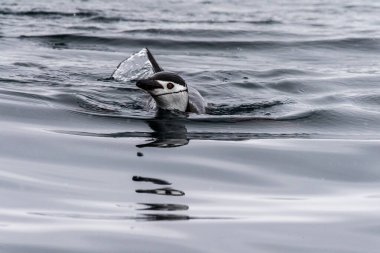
1, 0, 380, 252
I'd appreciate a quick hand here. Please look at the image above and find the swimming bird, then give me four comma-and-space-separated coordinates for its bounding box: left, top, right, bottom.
136, 49, 206, 114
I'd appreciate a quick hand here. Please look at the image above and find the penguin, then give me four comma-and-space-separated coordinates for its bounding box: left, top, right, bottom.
135, 49, 206, 114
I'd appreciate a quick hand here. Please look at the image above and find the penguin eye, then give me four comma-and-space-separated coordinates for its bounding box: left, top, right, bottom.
167, 82, 174, 89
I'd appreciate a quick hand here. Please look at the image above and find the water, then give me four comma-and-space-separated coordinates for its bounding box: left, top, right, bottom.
1, 0, 380, 252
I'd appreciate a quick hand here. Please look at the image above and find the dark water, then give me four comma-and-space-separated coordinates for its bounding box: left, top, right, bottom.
1, 0, 380, 252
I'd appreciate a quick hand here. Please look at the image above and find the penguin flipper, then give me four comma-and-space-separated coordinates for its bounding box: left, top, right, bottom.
145, 48, 164, 73
186, 87, 207, 114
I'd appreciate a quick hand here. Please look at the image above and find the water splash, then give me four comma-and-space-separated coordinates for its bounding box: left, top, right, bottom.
111, 48, 154, 82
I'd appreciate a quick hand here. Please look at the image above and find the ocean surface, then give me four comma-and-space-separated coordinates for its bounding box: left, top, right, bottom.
1, 0, 380, 252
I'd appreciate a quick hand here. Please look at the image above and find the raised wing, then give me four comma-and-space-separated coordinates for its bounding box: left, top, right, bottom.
146, 48, 164, 73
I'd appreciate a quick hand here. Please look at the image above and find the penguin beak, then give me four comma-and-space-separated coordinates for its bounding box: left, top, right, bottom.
136, 79, 163, 91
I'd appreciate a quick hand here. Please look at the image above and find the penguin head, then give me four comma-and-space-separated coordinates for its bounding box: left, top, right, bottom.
136, 71, 189, 112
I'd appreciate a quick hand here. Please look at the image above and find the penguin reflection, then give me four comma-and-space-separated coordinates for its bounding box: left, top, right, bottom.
137, 110, 189, 148
132, 175, 190, 221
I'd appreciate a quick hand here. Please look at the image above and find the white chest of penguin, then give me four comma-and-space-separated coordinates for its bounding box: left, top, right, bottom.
146, 86, 206, 114
150, 80, 189, 112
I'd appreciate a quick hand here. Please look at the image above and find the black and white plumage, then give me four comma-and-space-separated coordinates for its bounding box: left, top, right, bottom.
136, 49, 206, 114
